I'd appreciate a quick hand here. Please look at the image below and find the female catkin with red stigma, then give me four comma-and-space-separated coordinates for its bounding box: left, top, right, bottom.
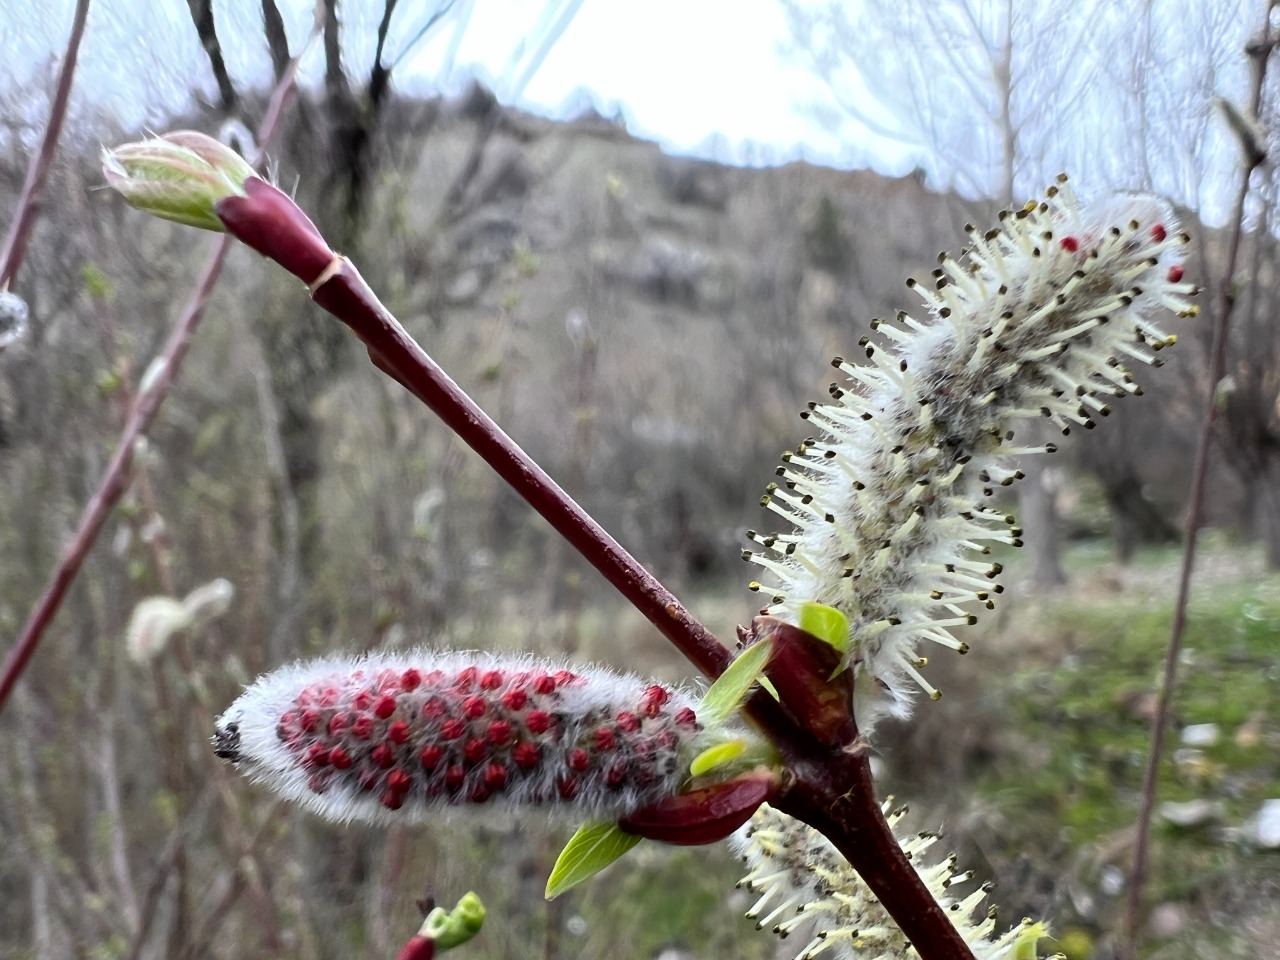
214, 651, 710, 825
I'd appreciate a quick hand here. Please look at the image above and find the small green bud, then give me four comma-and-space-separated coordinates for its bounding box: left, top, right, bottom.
102, 131, 255, 232
421, 892, 485, 951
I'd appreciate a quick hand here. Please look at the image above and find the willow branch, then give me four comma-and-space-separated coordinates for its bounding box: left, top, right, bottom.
0, 0, 91, 289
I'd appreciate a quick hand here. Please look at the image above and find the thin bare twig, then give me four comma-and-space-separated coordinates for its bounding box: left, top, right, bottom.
260, 0, 291, 81
0, 0, 91, 289
0, 46, 308, 714
1122, 10, 1277, 957
184, 0, 237, 110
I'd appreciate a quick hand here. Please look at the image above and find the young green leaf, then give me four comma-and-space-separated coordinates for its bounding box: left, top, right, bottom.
545, 821, 642, 899
798, 601, 850, 655
699, 637, 772, 723
689, 738, 747, 777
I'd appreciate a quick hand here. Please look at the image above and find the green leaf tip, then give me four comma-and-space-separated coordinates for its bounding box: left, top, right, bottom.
103, 130, 255, 232
422, 891, 486, 951
1012, 920, 1051, 960
689, 738, 747, 777
797, 601, 849, 655
545, 821, 642, 899
699, 636, 773, 723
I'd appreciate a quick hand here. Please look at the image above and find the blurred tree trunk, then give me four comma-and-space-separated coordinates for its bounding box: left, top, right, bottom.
1100, 465, 1180, 564
1018, 420, 1067, 587
1256, 459, 1280, 569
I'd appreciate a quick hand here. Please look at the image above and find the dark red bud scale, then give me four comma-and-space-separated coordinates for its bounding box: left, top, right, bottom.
396, 934, 435, 960
619, 770, 779, 846
215, 177, 335, 285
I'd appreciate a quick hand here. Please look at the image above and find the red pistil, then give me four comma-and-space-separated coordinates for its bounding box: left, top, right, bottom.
501, 688, 527, 711
419, 745, 444, 770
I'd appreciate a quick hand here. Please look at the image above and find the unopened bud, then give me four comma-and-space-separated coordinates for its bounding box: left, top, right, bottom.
102, 130, 255, 232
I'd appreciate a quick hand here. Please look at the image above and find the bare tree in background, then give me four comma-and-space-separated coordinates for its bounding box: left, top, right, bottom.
1220, 89, 1280, 568
1096, 0, 1280, 568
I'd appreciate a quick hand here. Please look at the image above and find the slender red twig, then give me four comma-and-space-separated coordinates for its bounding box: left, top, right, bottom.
211, 185, 978, 958
0, 0, 91, 288
214, 180, 733, 680
0, 54, 307, 714
1121, 15, 1277, 958
0, 240, 229, 711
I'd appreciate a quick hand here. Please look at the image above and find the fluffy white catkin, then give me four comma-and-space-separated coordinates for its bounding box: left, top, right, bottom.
215, 650, 705, 826
743, 179, 1195, 730
734, 804, 1053, 960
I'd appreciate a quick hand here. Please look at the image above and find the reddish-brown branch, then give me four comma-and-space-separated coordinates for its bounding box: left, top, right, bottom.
0, 0, 91, 289
0, 52, 307, 715
776, 749, 974, 959
318, 258, 735, 682
0, 239, 230, 711
1121, 13, 1278, 959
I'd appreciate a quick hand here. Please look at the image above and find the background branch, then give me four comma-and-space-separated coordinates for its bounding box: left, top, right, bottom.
0, 0, 90, 290
0, 49, 307, 714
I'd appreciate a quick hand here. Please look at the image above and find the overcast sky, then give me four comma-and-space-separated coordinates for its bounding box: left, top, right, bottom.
0, 0, 1265, 225
0, 0, 913, 171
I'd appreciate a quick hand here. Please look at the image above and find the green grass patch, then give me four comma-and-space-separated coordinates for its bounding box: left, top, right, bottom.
974, 557, 1280, 954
